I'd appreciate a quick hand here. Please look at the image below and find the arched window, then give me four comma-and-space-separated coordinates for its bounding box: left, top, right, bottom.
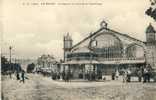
90, 40, 98, 48
126, 44, 145, 59
93, 33, 123, 59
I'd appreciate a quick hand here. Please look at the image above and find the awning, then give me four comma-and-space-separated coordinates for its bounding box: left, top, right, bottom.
63, 59, 145, 65
63, 60, 99, 65
99, 59, 145, 64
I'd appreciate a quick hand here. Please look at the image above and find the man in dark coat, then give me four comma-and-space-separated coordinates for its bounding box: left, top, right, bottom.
16, 72, 20, 80
20, 70, 25, 83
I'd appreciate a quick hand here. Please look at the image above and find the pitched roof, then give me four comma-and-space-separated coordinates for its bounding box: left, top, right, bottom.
71, 27, 144, 49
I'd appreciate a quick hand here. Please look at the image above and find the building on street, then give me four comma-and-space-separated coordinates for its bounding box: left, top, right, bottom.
62, 21, 156, 79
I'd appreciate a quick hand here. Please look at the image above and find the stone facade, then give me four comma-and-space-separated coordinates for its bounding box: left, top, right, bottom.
145, 24, 156, 69
66, 27, 146, 63
146, 43, 156, 69
63, 33, 73, 62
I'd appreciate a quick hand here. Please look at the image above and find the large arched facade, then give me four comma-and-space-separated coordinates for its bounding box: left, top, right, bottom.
93, 33, 123, 60
63, 27, 147, 78
67, 33, 124, 61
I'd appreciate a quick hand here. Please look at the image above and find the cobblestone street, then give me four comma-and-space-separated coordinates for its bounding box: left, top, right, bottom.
2, 74, 156, 100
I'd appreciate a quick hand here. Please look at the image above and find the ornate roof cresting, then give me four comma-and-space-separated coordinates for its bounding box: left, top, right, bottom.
100, 20, 108, 28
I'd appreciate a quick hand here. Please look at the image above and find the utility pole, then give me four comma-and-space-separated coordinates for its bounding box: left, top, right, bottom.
89, 32, 93, 81
9, 46, 12, 78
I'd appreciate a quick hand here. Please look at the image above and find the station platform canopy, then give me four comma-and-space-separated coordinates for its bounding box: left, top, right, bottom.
63, 59, 145, 65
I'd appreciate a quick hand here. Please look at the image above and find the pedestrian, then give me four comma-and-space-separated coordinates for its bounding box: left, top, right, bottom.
57, 72, 60, 80
111, 71, 115, 80
143, 64, 150, 83
115, 69, 119, 80
20, 70, 25, 83
51, 70, 53, 80
98, 70, 102, 80
92, 71, 96, 81
62, 71, 65, 81
9, 71, 12, 79
65, 72, 68, 82
127, 68, 131, 82
122, 70, 127, 83
137, 69, 142, 82
143, 64, 151, 83
147, 64, 152, 82
16, 72, 20, 80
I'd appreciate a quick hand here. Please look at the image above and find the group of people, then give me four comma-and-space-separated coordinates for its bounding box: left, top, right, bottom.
138, 64, 152, 83
51, 71, 61, 80
16, 70, 27, 83
112, 64, 153, 83
84, 71, 97, 81
122, 68, 132, 83
38, 64, 154, 83
50, 70, 73, 82
50, 70, 103, 82
61, 70, 73, 82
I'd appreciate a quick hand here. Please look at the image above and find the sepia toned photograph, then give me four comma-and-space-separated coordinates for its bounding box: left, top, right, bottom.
1, 0, 156, 100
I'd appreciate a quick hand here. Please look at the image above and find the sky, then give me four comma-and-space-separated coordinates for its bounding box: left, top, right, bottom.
1, 0, 156, 60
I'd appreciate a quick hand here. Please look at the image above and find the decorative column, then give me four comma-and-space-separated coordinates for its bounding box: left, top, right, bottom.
123, 46, 127, 60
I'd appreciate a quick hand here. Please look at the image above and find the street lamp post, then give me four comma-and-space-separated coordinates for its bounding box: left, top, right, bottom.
89, 33, 93, 81
152, 52, 155, 68
9, 46, 12, 78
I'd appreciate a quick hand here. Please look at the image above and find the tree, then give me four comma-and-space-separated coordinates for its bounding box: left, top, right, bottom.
145, 0, 156, 21
1, 56, 9, 73
1, 56, 8, 65
1, 56, 22, 74
27, 63, 35, 73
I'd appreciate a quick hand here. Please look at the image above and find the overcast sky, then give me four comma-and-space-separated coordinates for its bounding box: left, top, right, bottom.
1, 0, 155, 60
